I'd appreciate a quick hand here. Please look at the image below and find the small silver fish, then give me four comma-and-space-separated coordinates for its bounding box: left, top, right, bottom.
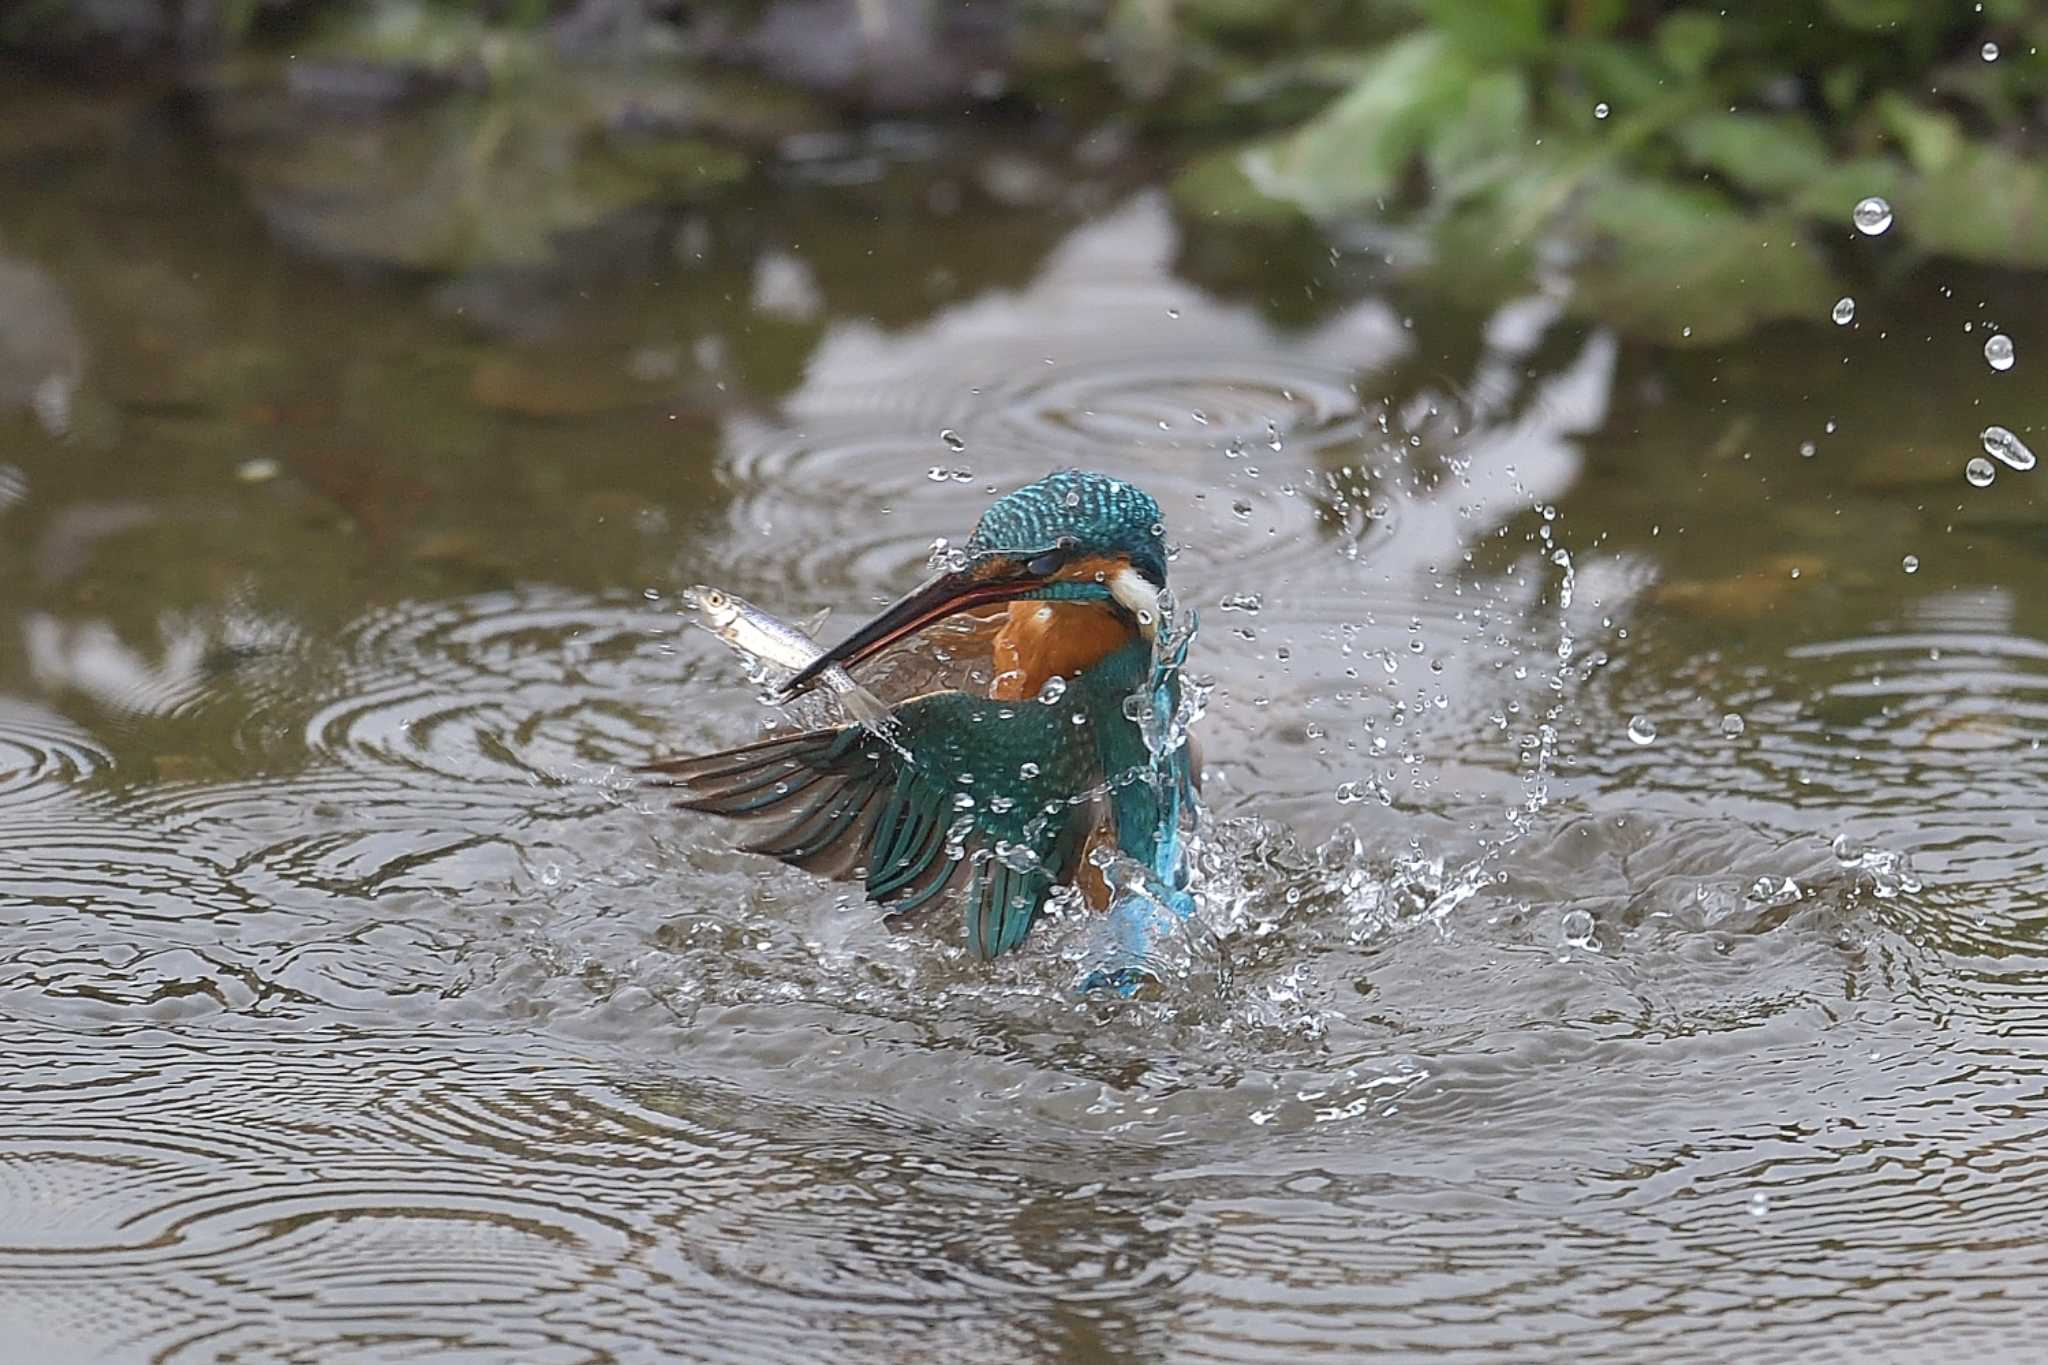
686, 585, 893, 732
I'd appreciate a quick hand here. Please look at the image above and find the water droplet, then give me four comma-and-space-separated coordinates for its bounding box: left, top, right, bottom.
1749, 874, 1802, 907
1560, 909, 1595, 945
1218, 591, 1263, 614
1018, 761, 1040, 780
1036, 675, 1068, 704
994, 840, 1042, 873
1981, 425, 2037, 470
1626, 715, 1657, 746
1983, 40, 2000, 60
1966, 457, 1997, 488
1852, 196, 1893, 235
1593, 101, 1610, 120
1798, 440, 1817, 459
939, 428, 965, 452
1832, 296, 1856, 325
1681, 325, 1693, 339
1984, 333, 2015, 371
1749, 1191, 1770, 1218
1831, 832, 1863, 865
1720, 713, 1746, 738
1902, 554, 1920, 574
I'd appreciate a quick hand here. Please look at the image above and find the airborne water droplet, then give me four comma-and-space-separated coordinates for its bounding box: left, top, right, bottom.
1984, 333, 2015, 371
1626, 715, 1657, 746
1832, 296, 1856, 325
1593, 101, 1610, 120
1852, 196, 1893, 235
939, 428, 966, 451
1983, 41, 2000, 61
1560, 908, 1595, 945
1966, 457, 1997, 488
1036, 675, 1068, 704
1798, 440, 1817, 459
1902, 555, 1920, 574
1980, 425, 2037, 470
1218, 591, 1263, 614
1720, 713, 1746, 737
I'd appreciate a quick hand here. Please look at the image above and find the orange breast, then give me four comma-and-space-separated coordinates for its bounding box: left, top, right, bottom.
990, 600, 1133, 702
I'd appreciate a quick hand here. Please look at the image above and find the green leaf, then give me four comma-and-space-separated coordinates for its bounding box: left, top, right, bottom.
1894, 139, 2048, 267
1404, 0, 1554, 64
1787, 156, 1906, 224
1820, 65, 1863, 117
1654, 12, 1722, 81
1672, 112, 1830, 195
1568, 178, 1835, 344
1423, 69, 1530, 200
1562, 38, 1672, 114
1875, 94, 1963, 173
1238, 31, 1475, 218
1171, 146, 1306, 227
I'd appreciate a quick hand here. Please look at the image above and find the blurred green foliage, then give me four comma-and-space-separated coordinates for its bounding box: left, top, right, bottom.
7, 0, 2045, 338
1168, 0, 2048, 340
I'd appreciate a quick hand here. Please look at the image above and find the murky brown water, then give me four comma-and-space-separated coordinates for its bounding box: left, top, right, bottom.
3, 77, 2047, 1363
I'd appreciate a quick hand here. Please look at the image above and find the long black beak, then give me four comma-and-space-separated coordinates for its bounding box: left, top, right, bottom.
780, 555, 1043, 698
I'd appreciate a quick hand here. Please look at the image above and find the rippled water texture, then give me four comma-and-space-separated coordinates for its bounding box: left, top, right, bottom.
3, 85, 2048, 1363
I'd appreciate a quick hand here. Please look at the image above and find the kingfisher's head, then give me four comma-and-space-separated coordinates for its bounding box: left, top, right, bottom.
782, 470, 1168, 695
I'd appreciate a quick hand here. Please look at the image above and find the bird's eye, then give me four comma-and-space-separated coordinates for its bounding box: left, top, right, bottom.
1026, 537, 1079, 577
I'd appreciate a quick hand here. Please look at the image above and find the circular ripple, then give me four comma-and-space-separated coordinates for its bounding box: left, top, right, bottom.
175, 588, 688, 795
0, 699, 111, 817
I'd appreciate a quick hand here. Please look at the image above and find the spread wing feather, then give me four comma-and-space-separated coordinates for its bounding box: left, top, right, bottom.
642, 690, 1097, 956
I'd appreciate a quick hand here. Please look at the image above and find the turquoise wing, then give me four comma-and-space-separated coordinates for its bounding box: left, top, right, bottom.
642, 692, 1098, 958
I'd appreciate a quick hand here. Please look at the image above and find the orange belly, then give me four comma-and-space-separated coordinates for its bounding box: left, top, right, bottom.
990, 600, 1132, 701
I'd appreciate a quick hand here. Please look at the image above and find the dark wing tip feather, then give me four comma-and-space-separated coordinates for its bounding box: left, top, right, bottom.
646, 699, 1098, 959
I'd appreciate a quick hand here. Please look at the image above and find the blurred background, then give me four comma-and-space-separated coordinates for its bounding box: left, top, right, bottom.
3, 3, 2047, 1362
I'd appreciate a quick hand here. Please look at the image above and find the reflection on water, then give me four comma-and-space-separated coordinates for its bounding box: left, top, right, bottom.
2, 80, 2047, 1363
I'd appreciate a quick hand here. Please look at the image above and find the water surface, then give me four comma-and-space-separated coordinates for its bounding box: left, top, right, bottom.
2, 80, 2046, 1363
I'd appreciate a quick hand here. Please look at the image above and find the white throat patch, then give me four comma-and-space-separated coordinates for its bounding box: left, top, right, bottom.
1109, 566, 1161, 638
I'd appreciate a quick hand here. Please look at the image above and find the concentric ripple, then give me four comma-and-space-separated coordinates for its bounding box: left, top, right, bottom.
189, 587, 690, 796
0, 698, 109, 817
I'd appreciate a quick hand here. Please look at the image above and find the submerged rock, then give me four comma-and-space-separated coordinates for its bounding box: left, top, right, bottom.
197, 10, 792, 274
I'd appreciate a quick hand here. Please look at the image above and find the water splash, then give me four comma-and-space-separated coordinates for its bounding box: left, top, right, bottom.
1980, 425, 2036, 471
1852, 197, 1893, 236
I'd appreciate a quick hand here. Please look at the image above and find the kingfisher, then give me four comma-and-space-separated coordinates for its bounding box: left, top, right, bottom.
643, 469, 1199, 965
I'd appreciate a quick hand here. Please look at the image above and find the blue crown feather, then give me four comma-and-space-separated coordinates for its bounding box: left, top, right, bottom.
968, 470, 1168, 584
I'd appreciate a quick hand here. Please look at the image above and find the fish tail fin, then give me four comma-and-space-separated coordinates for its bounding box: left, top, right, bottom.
835, 680, 896, 734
